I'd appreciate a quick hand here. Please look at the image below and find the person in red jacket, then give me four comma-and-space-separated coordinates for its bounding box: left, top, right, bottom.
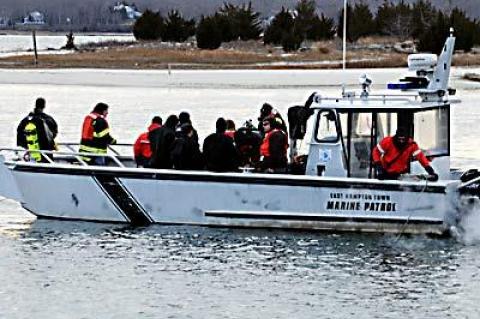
133, 116, 162, 167
372, 127, 438, 180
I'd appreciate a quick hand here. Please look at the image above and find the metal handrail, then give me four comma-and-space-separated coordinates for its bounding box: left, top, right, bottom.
0, 147, 128, 168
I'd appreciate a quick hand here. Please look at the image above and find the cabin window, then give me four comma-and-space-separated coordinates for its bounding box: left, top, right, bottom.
376, 113, 398, 141
348, 113, 374, 178
414, 108, 449, 156
315, 110, 338, 142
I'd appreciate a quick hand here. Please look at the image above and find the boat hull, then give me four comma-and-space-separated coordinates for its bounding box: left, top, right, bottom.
3, 162, 455, 235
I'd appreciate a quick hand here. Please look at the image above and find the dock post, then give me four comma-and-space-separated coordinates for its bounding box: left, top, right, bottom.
32, 30, 38, 65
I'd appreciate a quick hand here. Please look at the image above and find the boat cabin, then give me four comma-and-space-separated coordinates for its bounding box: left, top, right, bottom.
304, 96, 451, 180
299, 30, 457, 181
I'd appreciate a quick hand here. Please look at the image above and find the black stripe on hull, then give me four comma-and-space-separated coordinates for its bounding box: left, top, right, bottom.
93, 175, 153, 226
13, 165, 446, 194
205, 212, 444, 225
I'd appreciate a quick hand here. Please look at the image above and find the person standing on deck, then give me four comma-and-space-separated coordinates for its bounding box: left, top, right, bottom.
171, 123, 204, 170
17, 97, 58, 163
372, 127, 438, 181
177, 111, 199, 146
259, 117, 288, 173
79, 103, 116, 166
257, 103, 287, 137
225, 119, 236, 140
133, 116, 162, 167
148, 115, 178, 169
203, 117, 240, 172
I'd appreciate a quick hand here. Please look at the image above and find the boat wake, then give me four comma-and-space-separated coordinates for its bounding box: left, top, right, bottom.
451, 201, 480, 244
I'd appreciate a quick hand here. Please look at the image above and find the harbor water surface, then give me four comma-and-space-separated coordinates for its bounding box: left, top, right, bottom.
0, 68, 480, 318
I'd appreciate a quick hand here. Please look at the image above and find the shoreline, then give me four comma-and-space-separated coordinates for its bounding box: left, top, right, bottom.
1, 36, 480, 71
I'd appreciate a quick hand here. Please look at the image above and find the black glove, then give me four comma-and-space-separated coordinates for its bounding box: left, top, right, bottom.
373, 162, 385, 179
425, 165, 439, 181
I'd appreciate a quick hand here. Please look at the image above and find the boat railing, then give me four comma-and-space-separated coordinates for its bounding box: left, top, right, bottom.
0, 143, 134, 168
313, 94, 419, 105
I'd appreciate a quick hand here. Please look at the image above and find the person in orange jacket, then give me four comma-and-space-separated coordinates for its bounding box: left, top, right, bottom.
133, 116, 162, 167
79, 102, 116, 166
259, 117, 288, 173
372, 127, 438, 180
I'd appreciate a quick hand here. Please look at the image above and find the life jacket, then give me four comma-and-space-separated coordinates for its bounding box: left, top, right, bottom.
260, 129, 288, 157
79, 112, 111, 159
133, 123, 161, 159
24, 122, 42, 162
372, 136, 430, 174
81, 112, 102, 141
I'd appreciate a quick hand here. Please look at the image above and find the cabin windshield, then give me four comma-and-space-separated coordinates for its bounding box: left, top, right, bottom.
314, 106, 449, 178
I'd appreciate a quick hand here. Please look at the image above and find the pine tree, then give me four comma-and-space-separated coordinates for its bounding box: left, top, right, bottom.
310, 13, 336, 41
449, 8, 475, 52
218, 2, 262, 41
263, 7, 294, 45
376, 0, 412, 38
281, 30, 302, 52
133, 9, 164, 41
417, 11, 449, 53
294, 0, 317, 41
162, 10, 195, 42
350, 2, 375, 41
410, 0, 437, 39
292, 0, 334, 41
196, 15, 222, 49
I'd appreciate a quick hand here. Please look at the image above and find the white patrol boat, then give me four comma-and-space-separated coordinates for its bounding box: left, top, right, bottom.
0, 32, 479, 235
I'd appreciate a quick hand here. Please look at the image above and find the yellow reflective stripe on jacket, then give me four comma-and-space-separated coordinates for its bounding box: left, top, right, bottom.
93, 128, 110, 138
24, 122, 42, 162
79, 145, 107, 154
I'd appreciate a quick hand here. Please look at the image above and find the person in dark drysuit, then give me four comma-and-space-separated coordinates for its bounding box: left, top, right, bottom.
171, 123, 204, 170
148, 115, 178, 169
234, 120, 262, 167
203, 117, 240, 172
177, 111, 199, 146
17, 97, 58, 162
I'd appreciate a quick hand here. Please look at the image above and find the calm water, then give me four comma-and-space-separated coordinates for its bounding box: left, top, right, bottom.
0, 68, 479, 318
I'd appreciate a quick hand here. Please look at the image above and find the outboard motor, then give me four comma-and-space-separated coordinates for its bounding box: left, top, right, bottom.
460, 169, 480, 198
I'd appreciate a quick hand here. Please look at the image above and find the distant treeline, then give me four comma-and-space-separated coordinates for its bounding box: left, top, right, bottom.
339, 0, 480, 52
133, 1, 334, 51
133, 0, 480, 53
